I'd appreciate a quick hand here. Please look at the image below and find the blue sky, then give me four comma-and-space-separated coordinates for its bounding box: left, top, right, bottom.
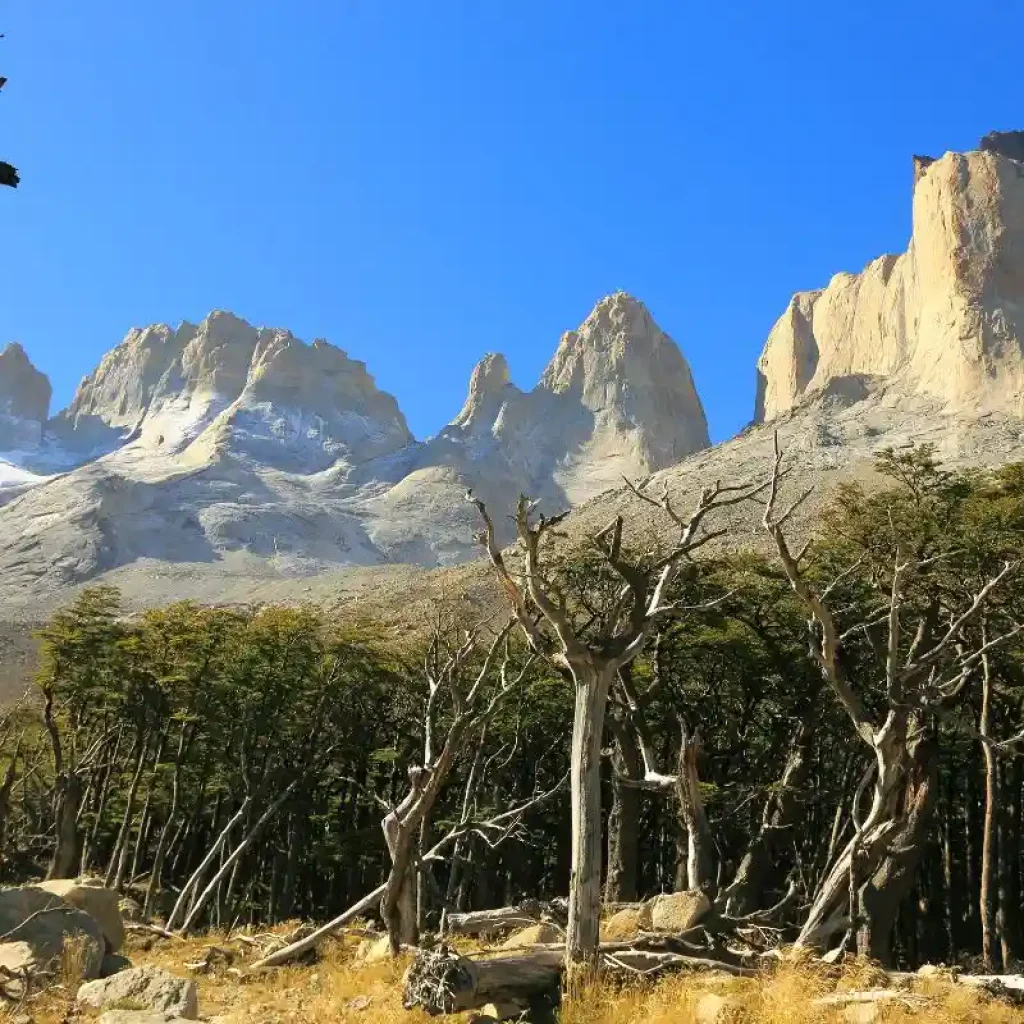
2, 1, 1021, 443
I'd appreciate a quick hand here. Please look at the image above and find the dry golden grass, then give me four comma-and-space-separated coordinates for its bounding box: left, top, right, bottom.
4, 928, 1024, 1024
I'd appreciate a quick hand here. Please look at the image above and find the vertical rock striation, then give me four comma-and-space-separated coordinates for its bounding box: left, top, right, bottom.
756, 135, 1024, 421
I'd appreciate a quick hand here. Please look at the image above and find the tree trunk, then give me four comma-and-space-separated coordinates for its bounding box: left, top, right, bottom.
145, 725, 190, 919
996, 759, 1021, 968
565, 665, 613, 969
857, 739, 938, 967
980, 649, 1000, 972
107, 736, 150, 890
674, 726, 716, 897
47, 772, 84, 880
604, 720, 641, 903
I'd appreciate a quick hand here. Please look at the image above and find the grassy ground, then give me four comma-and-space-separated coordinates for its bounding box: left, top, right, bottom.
4, 928, 1024, 1024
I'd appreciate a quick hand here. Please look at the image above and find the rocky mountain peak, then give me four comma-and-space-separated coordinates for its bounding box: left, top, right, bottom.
450, 353, 520, 435
538, 292, 710, 469
756, 133, 1024, 422
0, 343, 52, 449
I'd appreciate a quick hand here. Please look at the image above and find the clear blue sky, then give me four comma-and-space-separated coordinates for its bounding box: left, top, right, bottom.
2, 1, 1021, 443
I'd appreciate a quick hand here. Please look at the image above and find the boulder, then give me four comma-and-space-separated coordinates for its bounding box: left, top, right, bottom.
37, 879, 125, 952
78, 965, 198, 1020
650, 890, 710, 933
501, 923, 562, 948
0, 885, 105, 979
602, 903, 653, 940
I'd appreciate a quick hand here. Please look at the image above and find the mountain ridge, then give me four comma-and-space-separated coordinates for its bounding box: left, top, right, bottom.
1, 132, 1023, 621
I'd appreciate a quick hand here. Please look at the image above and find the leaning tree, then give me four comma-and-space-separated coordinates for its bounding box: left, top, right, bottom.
762, 438, 1024, 963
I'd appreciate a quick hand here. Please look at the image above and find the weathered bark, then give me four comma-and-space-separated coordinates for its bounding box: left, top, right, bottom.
446, 900, 565, 936
674, 725, 715, 897
403, 947, 562, 1017
47, 772, 83, 880
857, 738, 938, 965
566, 665, 613, 966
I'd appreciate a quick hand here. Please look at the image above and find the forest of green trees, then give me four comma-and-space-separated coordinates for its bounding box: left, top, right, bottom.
2, 444, 1023, 975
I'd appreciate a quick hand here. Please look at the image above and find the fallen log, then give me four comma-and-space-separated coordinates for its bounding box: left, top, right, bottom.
402, 942, 755, 1016
403, 944, 562, 1016
250, 883, 386, 969
444, 899, 566, 937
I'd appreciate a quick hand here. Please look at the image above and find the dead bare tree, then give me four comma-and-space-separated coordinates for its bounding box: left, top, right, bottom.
379, 617, 535, 955
761, 436, 1023, 963
471, 477, 766, 969
250, 774, 565, 968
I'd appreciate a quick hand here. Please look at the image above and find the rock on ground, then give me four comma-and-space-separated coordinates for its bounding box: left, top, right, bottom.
501, 923, 562, 948
0, 885, 105, 979
650, 890, 711, 933
77, 965, 198, 1019
602, 904, 655, 940
37, 878, 125, 951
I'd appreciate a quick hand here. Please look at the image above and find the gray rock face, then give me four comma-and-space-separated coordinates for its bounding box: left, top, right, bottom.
0, 885, 105, 979
0, 294, 708, 586
77, 965, 198, 1019
0, 343, 51, 448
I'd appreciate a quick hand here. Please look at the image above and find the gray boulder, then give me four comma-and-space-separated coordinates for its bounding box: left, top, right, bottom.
78, 965, 198, 1019
0, 885, 105, 979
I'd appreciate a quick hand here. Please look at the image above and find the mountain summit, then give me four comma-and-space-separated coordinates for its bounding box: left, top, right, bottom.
0, 294, 707, 585
756, 131, 1024, 422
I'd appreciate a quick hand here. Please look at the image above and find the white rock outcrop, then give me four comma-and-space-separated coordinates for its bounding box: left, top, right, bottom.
756, 135, 1024, 421
0, 292, 708, 586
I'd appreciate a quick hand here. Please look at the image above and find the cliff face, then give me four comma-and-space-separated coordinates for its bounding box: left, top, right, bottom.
756, 138, 1024, 421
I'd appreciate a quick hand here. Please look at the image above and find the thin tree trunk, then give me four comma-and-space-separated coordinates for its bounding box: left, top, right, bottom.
145, 725, 190, 919
179, 776, 304, 934
165, 796, 251, 931
980, 647, 1000, 973
674, 726, 716, 897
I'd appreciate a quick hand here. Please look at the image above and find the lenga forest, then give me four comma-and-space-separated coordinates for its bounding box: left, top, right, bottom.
3, 444, 1024, 974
